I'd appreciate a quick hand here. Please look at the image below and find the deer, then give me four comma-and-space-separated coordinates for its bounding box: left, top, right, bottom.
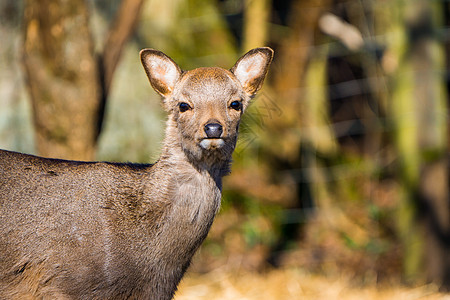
0, 47, 273, 299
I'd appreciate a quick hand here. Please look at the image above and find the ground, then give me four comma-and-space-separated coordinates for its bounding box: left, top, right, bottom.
175, 268, 449, 300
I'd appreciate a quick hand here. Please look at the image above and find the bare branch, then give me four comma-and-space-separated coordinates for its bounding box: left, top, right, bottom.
101, 0, 145, 95
96, 0, 145, 141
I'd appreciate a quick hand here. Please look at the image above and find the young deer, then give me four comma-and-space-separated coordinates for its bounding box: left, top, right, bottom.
0, 47, 273, 299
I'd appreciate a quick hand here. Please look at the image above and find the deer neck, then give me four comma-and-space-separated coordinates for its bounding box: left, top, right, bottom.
146, 118, 228, 221
125, 121, 223, 276
159, 118, 231, 183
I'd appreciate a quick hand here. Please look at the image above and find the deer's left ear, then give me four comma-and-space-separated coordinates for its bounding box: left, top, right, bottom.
140, 49, 182, 98
230, 47, 274, 96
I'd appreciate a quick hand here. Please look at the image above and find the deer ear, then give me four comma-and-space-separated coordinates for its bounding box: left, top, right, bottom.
231, 47, 274, 96
140, 49, 182, 97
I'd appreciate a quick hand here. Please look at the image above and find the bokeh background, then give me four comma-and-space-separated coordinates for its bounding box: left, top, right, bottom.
0, 0, 449, 298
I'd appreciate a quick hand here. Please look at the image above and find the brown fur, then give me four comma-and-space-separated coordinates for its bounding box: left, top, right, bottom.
0, 47, 273, 299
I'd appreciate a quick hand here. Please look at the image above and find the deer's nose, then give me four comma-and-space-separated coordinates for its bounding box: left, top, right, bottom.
204, 123, 223, 138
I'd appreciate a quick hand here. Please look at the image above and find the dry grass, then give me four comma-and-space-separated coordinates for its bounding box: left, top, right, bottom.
175, 268, 449, 300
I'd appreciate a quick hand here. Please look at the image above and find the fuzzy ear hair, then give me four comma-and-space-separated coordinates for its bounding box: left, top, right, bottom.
140, 49, 182, 97
230, 47, 274, 96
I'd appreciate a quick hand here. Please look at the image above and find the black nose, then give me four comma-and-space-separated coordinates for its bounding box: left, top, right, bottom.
204, 123, 223, 138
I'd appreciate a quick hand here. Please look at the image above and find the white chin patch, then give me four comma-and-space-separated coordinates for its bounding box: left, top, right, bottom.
200, 139, 225, 150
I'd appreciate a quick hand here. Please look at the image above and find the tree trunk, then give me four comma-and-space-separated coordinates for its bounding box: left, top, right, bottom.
243, 0, 270, 52
23, 0, 100, 160
264, 0, 332, 267
23, 0, 144, 160
390, 0, 449, 288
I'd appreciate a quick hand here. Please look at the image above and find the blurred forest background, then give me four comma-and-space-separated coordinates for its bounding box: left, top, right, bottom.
0, 0, 449, 298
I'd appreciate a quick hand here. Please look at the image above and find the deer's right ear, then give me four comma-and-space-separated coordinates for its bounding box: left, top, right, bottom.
231, 47, 273, 97
140, 49, 182, 97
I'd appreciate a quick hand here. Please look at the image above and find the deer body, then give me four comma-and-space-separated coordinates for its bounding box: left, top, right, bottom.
0, 149, 219, 299
0, 48, 273, 299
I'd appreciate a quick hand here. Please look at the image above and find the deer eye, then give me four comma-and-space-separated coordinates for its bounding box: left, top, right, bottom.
178, 102, 191, 113
230, 100, 242, 111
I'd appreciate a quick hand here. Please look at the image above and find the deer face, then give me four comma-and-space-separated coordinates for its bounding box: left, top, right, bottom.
140, 48, 273, 165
